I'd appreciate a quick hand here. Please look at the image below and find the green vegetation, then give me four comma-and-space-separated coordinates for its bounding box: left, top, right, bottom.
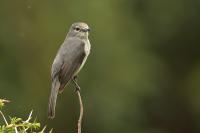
0, 99, 51, 133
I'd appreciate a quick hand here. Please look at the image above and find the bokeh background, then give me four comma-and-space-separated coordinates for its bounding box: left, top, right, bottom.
0, 0, 200, 133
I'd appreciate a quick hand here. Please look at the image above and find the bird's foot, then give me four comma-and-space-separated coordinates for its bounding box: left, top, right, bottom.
72, 77, 81, 92
75, 85, 81, 92
73, 75, 78, 82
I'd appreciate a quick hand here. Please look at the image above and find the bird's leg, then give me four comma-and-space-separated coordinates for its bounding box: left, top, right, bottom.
72, 76, 81, 92
74, 75, 78, 81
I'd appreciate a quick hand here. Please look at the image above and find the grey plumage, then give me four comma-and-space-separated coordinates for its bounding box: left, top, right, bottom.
48, 22, 91, 119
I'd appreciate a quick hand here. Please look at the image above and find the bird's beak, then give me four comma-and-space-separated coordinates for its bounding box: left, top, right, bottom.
82, 28, 90, 32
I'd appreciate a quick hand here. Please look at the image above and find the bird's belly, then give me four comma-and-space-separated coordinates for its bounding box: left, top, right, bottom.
74, 41, 90, 76
76, 56, 87, 73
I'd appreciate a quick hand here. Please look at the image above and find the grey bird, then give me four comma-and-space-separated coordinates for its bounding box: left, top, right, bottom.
48, 22, 91, 119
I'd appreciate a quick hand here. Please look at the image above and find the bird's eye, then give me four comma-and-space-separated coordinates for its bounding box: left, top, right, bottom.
75, 27, 80, 31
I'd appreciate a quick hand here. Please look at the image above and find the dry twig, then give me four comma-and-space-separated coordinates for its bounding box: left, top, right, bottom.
73, 78, 84, 133
77, 90, 83, 133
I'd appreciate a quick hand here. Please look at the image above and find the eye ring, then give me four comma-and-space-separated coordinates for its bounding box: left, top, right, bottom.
75, 27, 80, 31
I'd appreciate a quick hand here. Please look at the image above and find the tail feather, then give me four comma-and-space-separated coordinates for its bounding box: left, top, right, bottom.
48, 80, 60, 119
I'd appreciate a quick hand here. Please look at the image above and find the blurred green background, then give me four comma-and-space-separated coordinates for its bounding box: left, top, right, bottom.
0, 0, 200, 133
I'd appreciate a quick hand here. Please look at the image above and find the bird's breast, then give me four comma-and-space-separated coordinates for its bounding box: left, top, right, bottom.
84, 40, 91, 56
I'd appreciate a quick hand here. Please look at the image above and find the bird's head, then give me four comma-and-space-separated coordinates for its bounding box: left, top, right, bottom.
68, 22, 90, 39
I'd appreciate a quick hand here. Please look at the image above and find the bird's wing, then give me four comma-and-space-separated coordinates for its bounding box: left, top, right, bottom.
51, 38, 86, 92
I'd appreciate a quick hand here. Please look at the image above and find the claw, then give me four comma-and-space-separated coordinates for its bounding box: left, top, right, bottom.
72, 77, 81, 92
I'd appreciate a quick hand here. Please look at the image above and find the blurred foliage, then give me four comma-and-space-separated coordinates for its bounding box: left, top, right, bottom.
0, 0, 200, 133
0, 99, 10, 109
0, 99, 51, 133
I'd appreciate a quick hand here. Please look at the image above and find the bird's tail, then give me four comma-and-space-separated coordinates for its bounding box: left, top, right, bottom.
48, 80, 60, 119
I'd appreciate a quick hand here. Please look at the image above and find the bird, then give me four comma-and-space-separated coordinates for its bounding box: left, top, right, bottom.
48, 22, 91, 119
